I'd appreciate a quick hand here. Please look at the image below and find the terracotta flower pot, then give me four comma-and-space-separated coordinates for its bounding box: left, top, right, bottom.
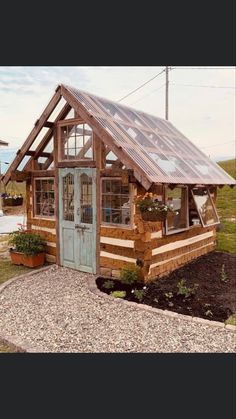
10, 250, 45, 268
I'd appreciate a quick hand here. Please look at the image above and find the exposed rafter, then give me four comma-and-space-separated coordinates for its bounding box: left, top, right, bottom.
24, 102, 71, 171
2, 87, 62, 185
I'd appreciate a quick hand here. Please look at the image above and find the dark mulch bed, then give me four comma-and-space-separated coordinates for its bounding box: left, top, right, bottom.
96, 251, 236, 323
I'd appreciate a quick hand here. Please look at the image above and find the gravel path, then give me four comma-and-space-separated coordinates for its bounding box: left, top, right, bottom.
0, 266, 235, 352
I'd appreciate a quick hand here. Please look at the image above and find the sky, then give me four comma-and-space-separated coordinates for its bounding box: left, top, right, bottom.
0, 66, 235, 161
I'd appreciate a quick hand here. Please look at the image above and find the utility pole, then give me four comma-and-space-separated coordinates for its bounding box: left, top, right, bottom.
165, 66, 169, 120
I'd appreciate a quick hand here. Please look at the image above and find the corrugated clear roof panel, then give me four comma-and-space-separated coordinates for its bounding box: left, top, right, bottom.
64, 85, 236, 186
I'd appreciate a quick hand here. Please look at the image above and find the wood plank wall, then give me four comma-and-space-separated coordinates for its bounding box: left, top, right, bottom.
99, 183, 216, 281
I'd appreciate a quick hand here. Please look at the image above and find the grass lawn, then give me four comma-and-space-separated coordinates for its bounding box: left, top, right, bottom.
0, 344, 13, 353
216, 159, 236, 254
0, 260, 32, 285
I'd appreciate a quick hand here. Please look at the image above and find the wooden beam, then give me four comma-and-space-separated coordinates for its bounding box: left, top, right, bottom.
44, 121, 54, 128
53, 126, 60, 265
26, 151, 52, 158
56, 117, 84, 126
57, 161, 96, 168
24, 103, 71, 171
10, 171, 30, 182
2, 88, 62, 185
31, 170, 55, 177
61, 86, 152, 190
42, 154, 54, 170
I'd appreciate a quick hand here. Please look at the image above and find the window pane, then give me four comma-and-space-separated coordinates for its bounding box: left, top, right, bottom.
61, 123, 93, 161
166, 187, 188, 232
101, 179, 130, 225
111, 210, 122, 224
63, 174, 74, 221
35, 178, 55, 217
192, 188, 219, 226
80, 174, 93, 224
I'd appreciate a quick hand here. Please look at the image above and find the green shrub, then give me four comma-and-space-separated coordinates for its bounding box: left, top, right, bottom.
133, 288, 145, 301
220, 264, 228, 282
120, 266, 141, 285
205, 309, 213, 317
177, 279, 198, 298
225, 314, 236, 326
102, 280, 115, 290
8, 231, 45, 256
110, 291, 126, 299
165, 292, 173, 299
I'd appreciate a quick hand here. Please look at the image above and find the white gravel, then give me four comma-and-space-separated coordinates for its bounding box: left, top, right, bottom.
0, 265, 235, 352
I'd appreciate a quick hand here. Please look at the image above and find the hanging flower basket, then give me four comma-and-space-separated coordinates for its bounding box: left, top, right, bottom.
2, 195, 23, 207
141, 211, 168, 222
136, 192, 176, 223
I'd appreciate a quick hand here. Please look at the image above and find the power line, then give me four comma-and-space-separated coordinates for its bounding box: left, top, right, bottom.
171, 82, 235, 89
118, 68, 166, 102
129, 83, 166, 106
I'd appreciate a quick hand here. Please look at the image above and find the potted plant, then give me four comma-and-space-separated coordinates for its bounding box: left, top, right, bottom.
136, 193, 176, 222
8, 231, 46, 268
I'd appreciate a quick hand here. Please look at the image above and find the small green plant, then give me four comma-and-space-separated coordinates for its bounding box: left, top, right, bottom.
165, 292, 173, 300
132, 288, 145, 301
220, 264, 228, 283
102, 280, 115, 290
8, 231, 45, 256
120, 265, 141, 285
110, 290, 126, 299
177, 279, 198, 298
205, 309, 213, 317
225, 314, 236, 326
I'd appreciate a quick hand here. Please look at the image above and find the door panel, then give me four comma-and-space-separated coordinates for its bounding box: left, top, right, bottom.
59, 167, 97, 273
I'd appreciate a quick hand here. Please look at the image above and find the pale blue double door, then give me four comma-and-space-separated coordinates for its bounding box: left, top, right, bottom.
59, 168, 97, 273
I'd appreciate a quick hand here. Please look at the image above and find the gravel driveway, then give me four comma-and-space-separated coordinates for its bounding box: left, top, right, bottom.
0, 266, 235, 352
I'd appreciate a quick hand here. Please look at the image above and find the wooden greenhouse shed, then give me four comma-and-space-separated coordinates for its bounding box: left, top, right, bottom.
2, 85, 235, 281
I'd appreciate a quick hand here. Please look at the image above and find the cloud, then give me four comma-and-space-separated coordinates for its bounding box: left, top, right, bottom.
0, 66, 235, 158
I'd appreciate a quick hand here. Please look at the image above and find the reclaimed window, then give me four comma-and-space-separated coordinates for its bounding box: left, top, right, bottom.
165, 186, 188, 234
192, 188, 219, 226
80, 173, 93, 224
61, 123, 93, 160
34, 178, 55, 217
63, 173, 74, 221
102, 179, 131, 225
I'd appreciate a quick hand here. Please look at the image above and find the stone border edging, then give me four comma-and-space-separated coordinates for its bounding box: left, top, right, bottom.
0, 265, 53, 353
87, 277, 236, 334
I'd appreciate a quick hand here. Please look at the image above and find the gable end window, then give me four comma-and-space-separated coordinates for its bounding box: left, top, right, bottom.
34, 178, 55, 218
101, 178, 131, 226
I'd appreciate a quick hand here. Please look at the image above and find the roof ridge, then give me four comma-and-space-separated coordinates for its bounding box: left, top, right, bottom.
62, 83, 168, 124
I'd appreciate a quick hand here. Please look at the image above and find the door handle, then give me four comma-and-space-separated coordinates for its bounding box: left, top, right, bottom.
75, 224, 89, 230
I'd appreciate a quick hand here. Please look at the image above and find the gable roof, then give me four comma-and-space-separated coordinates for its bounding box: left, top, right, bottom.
62, 85, 235, 186
2, 84, 235, 187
